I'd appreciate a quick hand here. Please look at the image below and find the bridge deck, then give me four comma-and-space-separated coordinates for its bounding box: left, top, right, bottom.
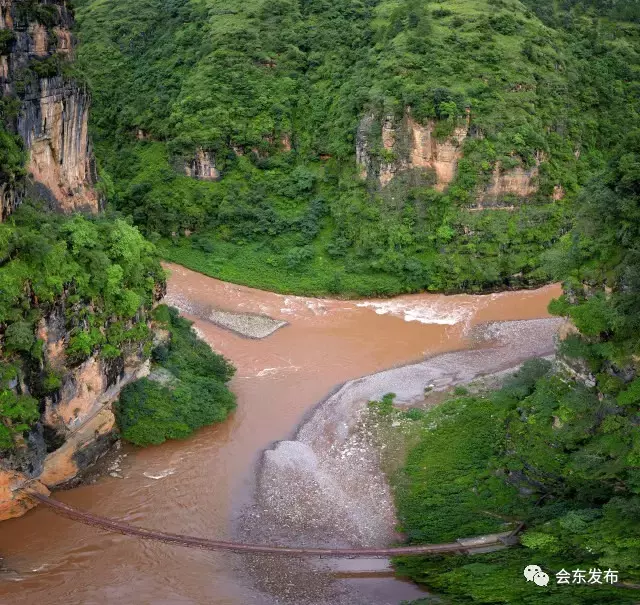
24, 491, 519, 557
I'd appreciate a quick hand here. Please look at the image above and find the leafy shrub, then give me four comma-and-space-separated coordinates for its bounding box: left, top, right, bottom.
488, 13, 522, 34
115, 306, 235, 446
29, 56, 63, 78
115, 379, 192, 446
4, 322, 35, 353
42, 370, 63, 393
0, 390, 39, 451
16, 0, 60, 27
0, 29, 15, 55
368, 393, 396, 416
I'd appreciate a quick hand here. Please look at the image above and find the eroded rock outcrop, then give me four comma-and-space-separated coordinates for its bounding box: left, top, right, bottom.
407, 111, 468, 191
0, 469, 50, 521
355, 109, 563, 204
356, 109, 469, 190
19, 76, 98, 211
0, 305, 155, 521
0, 0, 98, 216
0, 182, 21, 220
185, 147, 219, 180
478, 158, 540, 204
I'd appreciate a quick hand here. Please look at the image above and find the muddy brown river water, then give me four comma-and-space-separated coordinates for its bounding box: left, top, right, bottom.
0, 264, 562, 604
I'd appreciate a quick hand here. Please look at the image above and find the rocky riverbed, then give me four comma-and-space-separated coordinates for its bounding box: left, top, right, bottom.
235, 317, 562, 605
164, 291, 288, 338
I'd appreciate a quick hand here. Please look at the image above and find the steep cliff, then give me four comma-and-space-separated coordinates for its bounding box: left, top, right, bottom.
184, 147, 219, 181
0, 1, 99, 517
0, 278, 165, 521
0, 0, 98, 216
356, 109, 548, 203
0, 0, 164, 519
0, 341, 150, 520
356, 109, 471, 191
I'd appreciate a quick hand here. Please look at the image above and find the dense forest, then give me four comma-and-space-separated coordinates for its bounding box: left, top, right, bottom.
115, 305, 236, 446
389, 130, 640, 602
74, 0, 639, 295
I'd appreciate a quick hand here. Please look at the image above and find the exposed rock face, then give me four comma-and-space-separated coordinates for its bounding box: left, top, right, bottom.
29, 22, 48, 56
0, 0, 99, 217
0, 1, 161, 523
355, 109, 560, 203
553, 184, 565, 201
480, 160, 539, 202
19, 77, 98, 211
0, 468, 50, 521
0, 0, 13, 30
0, 182, 21, 220
53, 26, 72, 57
378, 114, 397, 187
355, 113, 375, 180
556, 318, 596, 387
281, 133, 292, 152
356, 109, 469, 190
407, 112, 468, 191
0, 310, 153, 520
185, 147, 220, 180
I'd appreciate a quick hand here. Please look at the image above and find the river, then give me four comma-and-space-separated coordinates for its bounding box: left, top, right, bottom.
0, 264, 562, 604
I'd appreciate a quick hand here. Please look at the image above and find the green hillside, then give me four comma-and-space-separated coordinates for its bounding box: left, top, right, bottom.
74, 0, 639, 295
392, 130, 640, 603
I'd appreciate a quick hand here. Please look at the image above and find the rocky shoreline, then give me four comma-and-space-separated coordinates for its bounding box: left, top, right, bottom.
163, 291, 288, 339
235, 317, 562, 605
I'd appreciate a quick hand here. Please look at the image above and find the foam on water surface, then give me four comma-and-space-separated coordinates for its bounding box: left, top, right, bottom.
143, 469, 176, 480
356, 299, 477, 326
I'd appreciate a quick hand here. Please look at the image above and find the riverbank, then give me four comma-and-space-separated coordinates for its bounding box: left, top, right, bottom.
236, 317, 561, 604
0, 266, 561, 605
159, 240, 559, 299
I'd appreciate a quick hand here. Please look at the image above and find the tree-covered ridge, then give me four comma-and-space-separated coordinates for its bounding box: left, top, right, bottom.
391, 132, 640, 603
0, 203, 165, 451
549, 129, 640, 371
73, 0, 639, 295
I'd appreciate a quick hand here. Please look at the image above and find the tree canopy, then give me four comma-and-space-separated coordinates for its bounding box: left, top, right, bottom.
74, 0, 640, 295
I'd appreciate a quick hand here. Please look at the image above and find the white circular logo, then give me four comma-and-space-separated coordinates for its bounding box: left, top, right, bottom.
524, 565, 549, 587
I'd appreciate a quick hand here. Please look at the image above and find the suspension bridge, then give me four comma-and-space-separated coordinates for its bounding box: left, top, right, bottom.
24, 490, 521, 557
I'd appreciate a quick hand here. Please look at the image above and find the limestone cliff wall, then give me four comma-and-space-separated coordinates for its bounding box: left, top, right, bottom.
184, 147, 219, 180
0, 306, 153, 521
406, 112, 469, 191
356, 109, 469, 190
476, 156, 541, 205
0, 182, 21, 221
0, 0, 98, 216
19, 76, 98, 211
356, 109, 552, 202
